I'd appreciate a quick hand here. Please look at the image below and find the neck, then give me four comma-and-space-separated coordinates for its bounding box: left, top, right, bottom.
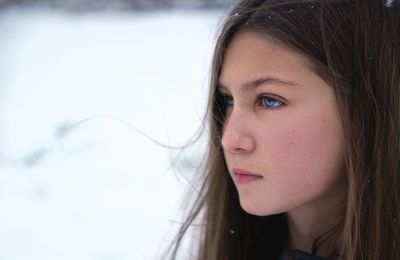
287, 186, 346, 257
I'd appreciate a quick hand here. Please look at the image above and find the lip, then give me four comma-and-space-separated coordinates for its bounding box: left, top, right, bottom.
233, 168, 263, 185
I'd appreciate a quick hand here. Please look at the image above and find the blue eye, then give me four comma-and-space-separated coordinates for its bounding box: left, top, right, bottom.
259, 96, 284, 109
224, 95, 234, 107
221, 94, 284, 111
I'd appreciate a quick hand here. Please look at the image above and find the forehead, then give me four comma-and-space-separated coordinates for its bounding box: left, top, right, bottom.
219, 31, 316, 90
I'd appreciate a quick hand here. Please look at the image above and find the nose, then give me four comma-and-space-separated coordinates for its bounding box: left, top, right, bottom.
221, 110, 256, 154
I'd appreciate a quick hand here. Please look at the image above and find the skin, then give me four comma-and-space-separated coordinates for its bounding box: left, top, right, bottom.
219, 31, 347, 255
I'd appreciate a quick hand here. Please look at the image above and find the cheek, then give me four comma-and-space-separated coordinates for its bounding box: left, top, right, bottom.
260, 108, 346, 195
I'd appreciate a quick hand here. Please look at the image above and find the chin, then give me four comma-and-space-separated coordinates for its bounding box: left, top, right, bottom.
239, 198, 285, 216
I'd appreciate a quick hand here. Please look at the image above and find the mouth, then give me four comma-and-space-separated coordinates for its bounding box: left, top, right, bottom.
233, 168, 263, 185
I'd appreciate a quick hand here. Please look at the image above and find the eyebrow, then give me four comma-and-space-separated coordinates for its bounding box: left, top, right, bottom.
217, 76, 304, 92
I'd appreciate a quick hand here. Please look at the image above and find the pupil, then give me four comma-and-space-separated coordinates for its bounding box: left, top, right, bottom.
264, 98, 279, 108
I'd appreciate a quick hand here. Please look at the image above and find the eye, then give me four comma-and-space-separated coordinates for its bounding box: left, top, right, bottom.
223, 95, 234, 108
258, 96, 285, 110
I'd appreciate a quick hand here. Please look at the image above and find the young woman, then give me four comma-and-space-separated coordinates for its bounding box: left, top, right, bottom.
167, 0, 400, 259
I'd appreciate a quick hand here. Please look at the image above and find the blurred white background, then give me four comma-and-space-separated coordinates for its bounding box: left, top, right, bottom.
0, 5, 223, 259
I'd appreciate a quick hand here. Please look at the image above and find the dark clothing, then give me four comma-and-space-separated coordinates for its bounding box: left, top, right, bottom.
279, 248, 328, 260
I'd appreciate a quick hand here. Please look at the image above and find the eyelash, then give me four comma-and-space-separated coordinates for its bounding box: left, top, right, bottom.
223, 95, 285, 111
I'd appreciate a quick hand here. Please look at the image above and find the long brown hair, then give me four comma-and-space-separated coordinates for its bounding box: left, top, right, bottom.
165, 0, 400, 259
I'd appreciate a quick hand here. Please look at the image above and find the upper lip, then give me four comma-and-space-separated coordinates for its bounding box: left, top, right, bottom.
233, 168, 263, 177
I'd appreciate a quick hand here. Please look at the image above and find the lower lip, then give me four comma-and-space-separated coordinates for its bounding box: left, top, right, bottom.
234, 174, 263, 184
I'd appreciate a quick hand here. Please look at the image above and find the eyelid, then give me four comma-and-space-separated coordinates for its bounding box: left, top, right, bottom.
259, 92, 286, 101
217, 87, 230, 95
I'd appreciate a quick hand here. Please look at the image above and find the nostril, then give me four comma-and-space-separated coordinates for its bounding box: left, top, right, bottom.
234, 146, 247, 152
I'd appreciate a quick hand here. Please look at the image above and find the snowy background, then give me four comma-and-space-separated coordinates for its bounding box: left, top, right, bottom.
0, 7, 222, 260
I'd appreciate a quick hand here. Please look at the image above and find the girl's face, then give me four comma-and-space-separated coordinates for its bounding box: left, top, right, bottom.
219, 31, 347, 216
